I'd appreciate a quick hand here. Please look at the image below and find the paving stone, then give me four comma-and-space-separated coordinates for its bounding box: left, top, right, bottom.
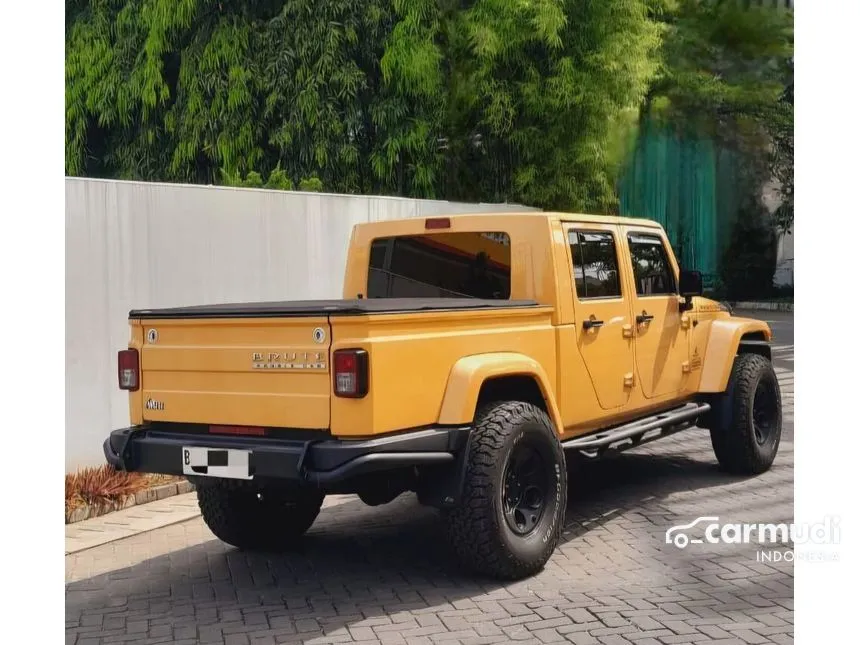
66, 337, 794, 645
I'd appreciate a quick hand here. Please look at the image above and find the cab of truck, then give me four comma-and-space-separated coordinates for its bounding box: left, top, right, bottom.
105, 212, 782, 581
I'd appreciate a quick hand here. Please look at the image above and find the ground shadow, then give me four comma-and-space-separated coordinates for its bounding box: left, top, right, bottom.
66, 432, 794, 643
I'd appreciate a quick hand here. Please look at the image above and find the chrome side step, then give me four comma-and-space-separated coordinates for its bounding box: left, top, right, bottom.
561, 401, 711, 459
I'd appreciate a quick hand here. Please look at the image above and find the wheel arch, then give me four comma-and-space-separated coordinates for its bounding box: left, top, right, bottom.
738, 330, 772, 360
437, 353, 563, 434
698, 319, 774, 393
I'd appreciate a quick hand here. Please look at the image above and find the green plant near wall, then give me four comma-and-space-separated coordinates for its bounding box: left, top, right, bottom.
298, 176, 324, 192
220, 165, 327, 192
266, 166, 294, 191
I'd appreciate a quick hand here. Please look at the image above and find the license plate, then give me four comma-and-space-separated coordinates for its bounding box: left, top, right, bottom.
182, 446, 253, 480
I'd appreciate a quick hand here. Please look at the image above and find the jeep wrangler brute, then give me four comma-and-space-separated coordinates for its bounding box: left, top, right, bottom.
104, 213, 782, 580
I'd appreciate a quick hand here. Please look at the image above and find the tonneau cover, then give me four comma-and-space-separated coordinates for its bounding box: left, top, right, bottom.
129, 298, 541, 319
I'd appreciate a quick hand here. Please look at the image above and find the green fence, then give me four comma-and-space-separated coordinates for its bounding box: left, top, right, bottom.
618, 119, 744, 287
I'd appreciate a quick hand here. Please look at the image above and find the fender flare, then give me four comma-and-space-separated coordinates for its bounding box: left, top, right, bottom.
698, 319, 773, 393
437, 352, 564, 433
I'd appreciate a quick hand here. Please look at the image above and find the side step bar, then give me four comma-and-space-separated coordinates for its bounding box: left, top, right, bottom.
561, 401, 711, 459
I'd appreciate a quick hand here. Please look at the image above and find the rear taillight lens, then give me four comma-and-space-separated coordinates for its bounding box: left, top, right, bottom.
118, 349, 140, 391
333, 349, 369, 398
209, 425, 267, 437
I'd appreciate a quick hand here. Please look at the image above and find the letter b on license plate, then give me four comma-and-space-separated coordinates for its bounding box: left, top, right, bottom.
182, 446, 252, 480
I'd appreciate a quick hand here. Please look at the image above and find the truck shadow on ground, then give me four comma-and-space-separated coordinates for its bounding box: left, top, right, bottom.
66, 430, 794, 642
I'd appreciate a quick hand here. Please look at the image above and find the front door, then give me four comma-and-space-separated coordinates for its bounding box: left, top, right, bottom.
623, 228, 690, 398
566, 224, 635, 410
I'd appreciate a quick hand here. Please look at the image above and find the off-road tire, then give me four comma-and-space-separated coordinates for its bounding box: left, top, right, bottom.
709, 353, 782, 475
196, 480, 324, 550
445, 401, 567, 580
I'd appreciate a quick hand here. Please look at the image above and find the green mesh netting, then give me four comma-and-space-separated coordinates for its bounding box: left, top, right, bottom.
619, 119, 742, 286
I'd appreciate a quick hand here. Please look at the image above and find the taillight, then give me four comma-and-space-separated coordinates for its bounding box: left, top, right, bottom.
333, 349, 369, 398
118, 349, 140, 391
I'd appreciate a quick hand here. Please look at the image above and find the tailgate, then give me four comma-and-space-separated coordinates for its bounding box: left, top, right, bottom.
134, 317, 331, 429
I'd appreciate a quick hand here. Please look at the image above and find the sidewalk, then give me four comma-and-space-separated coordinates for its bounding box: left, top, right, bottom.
65, 491, 357, 555
65, 492, 201, 554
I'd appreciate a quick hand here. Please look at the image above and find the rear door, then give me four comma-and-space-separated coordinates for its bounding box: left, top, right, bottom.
564, 223, 635, 410
136, 317, 332, 429
622, 227, 690, 398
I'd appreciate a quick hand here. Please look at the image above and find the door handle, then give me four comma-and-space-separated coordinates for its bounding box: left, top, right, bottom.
583, 318, 604, 330
636, 312, 654, 325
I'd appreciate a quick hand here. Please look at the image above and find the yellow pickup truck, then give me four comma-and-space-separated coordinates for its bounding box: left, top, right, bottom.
104, 212, 782, 579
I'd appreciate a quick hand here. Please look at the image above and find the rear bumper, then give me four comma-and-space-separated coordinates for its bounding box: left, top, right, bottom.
103, 424, 470, 487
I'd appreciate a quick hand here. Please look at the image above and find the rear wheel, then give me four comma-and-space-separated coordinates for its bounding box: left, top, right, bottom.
196, 480, 324, 550
445, 401, 567, 580
709, 353, 782, 475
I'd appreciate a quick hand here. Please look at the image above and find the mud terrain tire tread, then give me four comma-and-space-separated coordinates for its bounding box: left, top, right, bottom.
196, 481, 324, 551
446, 401, 566, 580
709, 353, 782, 475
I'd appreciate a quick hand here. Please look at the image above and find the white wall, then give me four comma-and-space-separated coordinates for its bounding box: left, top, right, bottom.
774, 228, 794, 287
65, 177, 536, 471
761, 178, 793, 287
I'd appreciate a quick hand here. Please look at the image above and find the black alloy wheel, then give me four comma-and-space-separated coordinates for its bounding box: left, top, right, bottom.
502, 439, 550, 536
752, 378, 779, 446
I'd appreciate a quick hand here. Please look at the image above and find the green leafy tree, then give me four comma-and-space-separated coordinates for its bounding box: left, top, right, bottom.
442, 0, 660, 211
720, 195, 778, 301
770, 72, 793, 233
646, 0, 793, 218
66, 0, 662, 211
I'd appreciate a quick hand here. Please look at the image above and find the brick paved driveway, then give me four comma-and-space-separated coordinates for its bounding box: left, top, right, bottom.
66, 311, 794, 645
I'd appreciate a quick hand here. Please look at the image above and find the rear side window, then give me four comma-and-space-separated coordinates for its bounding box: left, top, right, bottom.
628, 233, 676, 296
569, 230, 622, 299
367, 232, 511, 299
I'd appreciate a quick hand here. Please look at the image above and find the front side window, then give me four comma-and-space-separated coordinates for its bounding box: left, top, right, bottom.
367, 232, 511, 299
569, 230, 622, 299
628, 233, 676, 296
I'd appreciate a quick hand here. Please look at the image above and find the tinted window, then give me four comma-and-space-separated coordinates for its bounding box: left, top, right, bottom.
369, 239, 387, 268
569, 230, 621, 299
367, 232, 511, 299
628, 233, 676, 296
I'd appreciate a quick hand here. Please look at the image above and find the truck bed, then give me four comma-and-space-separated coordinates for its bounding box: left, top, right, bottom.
125, 296, 552, 434
129, 298, 541, 319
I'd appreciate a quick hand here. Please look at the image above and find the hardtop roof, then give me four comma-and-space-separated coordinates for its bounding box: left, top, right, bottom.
360, 211, 662, 229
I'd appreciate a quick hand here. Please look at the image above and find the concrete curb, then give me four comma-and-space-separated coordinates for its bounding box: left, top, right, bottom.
65, 493, 358, 555
732, 301, 793, 312
65, 492, 203, 555
65, 479, 196, 524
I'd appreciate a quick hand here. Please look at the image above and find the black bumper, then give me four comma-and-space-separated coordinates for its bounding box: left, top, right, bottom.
103, 424, 470, 487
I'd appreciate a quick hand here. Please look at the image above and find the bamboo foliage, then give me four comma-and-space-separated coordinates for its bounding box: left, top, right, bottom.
67, 1, 744, 212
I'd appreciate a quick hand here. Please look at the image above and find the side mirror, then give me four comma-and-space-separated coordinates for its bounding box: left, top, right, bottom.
679, 269, 703, 297
678, 269, 702, 312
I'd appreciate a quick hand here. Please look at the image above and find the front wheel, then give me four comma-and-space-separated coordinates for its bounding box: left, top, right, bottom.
709, 353, 783, 475
445, 401, 567, 580
196, 480, 324, 551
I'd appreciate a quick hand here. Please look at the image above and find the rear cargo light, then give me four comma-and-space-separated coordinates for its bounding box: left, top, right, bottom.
117, 349, 140, 391
209, 425, 267, 437
425, 217, 451, 230
333, 349, 369, 398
